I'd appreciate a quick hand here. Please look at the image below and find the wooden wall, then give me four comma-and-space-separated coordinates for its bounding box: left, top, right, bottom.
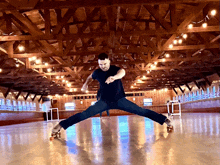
52, 89, 174, 110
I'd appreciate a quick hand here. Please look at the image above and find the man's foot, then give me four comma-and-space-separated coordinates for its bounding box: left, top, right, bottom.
50, 124, 62, 141
164, 118, 174, 133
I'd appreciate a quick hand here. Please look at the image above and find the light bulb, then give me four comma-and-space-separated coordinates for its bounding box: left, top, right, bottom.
188, 24, 193, 29
210, 9, 217, 16
183, 34, 187, 39
173, 40, 177, 44
202, 22, 207, 28
169, 44, 173, 49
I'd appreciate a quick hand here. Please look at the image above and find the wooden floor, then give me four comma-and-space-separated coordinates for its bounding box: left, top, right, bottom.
0, 113, 220, 165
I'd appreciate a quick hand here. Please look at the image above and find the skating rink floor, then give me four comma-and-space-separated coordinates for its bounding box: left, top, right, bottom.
0, 113, 220, 165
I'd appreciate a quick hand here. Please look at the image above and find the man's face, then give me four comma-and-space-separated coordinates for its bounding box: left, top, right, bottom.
98, 58, 110, 71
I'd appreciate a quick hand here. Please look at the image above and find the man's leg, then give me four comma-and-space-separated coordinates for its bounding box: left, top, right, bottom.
116, 97, 167, 125
106, 110, 110, 116
59, 100, 109, 130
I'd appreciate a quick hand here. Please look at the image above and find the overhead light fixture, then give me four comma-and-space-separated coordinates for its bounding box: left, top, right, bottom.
165, 53, 170, 58
173, 40, 177, 44
178, 39, 182, 44
70, 89, 73, 92
210, 9, 217, 16
15, 64, 19, 67
36, 59, 41, 64
188, 24, 193, 29
0, 68, 2, 72
18, 45, 25, 52
162, 58, 166, 62
202, 22, 207, 28
74, 88, 77, 91
45, 63, 48, 66
169, 44, 173, 49
183, 34, 187, 39
47, 68, 52, 72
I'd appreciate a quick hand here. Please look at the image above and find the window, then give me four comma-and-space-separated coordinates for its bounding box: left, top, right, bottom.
212, 86, 216, 97
13, 100, 17, 111
0, 98, 5, 110
27, 102, 30, 111
6, 99, 12, 111
65, 102, 75, 110
18, 101, 22, 111
143, 98, 152, 106
22, 101, 27, 111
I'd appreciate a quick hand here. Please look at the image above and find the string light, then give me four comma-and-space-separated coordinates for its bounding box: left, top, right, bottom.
173, 40, 177, 44
47, 68, 52, 72
45, 63, 48, 66
74, 88, 77, 91
162, 58, 166, 62
169, 44, 173, 49
70, 89, 73, 92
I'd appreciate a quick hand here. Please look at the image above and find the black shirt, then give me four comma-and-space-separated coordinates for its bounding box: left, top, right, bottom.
92, 65, 125, 102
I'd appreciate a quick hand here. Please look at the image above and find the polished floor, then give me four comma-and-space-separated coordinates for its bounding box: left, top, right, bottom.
0, 113, 220, 165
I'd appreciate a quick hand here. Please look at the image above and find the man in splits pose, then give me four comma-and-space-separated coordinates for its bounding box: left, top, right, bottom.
50, 53, 173, 139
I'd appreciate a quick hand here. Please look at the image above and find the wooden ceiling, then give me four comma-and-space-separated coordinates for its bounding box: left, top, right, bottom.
0, 0, 219, 96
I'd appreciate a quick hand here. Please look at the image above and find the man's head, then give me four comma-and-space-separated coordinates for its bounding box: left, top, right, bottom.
98, 53, 110, 71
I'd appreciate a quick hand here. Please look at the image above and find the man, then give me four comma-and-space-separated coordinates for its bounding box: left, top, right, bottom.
50, 53, 173, 140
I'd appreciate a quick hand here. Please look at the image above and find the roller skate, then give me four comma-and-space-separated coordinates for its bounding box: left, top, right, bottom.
50, 124, 62, 141
164, 118, 174, 133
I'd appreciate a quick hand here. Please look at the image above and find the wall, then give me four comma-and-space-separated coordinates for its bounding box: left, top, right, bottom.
51, 89, 174, 111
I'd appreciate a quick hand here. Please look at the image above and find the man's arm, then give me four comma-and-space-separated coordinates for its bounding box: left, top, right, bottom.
105, 68, 126, 84
81, 73, 93, 91
114, 68, 126, 80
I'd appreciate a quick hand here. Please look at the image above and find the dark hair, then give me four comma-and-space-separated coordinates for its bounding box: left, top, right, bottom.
98, 53, 109, 60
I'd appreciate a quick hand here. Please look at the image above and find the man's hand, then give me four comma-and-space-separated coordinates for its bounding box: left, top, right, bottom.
105, 76, 116, 84
81, 84, 88, 92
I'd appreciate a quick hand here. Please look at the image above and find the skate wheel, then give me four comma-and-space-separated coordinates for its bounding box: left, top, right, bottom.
167, 125, 174, 133
50, 137, 54, 141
